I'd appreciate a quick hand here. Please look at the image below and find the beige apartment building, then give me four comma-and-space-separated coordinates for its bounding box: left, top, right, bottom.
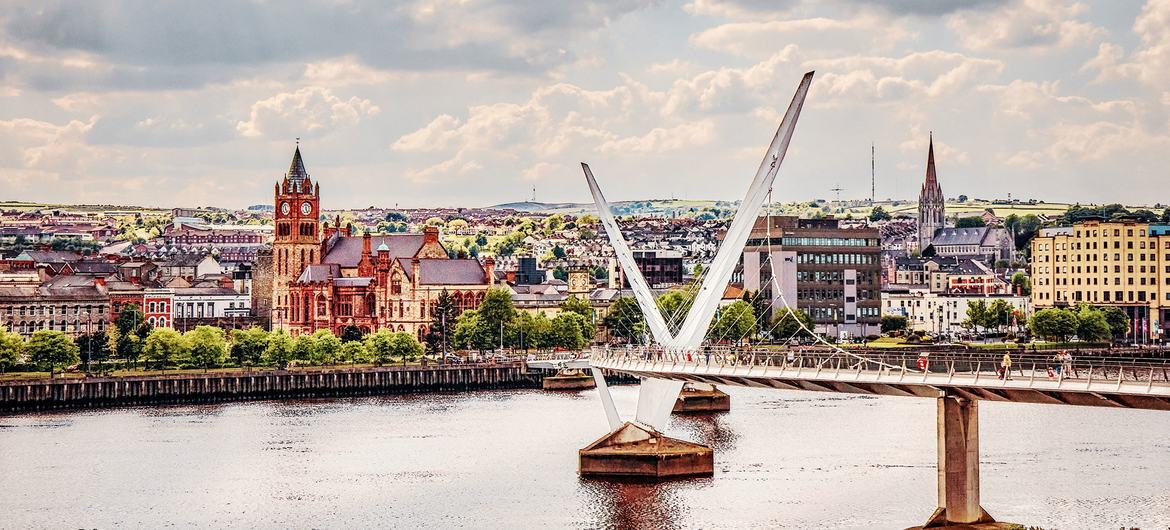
1030, 219, 1170, 340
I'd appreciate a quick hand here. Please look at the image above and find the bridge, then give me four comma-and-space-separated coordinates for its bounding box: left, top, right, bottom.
572, 69, 1170, 528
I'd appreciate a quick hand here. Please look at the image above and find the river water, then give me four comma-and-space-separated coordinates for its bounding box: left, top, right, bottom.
1, 385, 1168, 529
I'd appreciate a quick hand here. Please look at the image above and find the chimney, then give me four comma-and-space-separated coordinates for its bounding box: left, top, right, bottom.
483, 256, 495, 285
424, 225, 439, 245
218, 275, 234, 289
359, 232, 374, 276
94, 276, 106, 287
411, 257, 420, 289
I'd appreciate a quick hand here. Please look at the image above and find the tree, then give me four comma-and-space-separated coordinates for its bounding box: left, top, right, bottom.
311, 329, 342, 365
955, 217, 986, 228
1004, 214, 1042, 251
1028, 308, 1078, 342
477, 288, 517, 338
1098, 306, 1129, 340
551, 245, 567, 259
0, 327, 26, 373
143, 328, 187, 370
741, 290, 771, 335
771, 308, 814, 339
510, 311, 552, 350
602, 297, 644, 343
27, 330, 80, 377
76, 332, 111, 372
185, 326, 228, 370
291, 333, 316, 363
985, 299, 1013, 332
657, 290, 695, 333
1010, 272, 1031, 295
114, 303, 150, 367
560, 295, 595, 339
365, 329, 399, 365
425, 289, 458, 355
964, 300, 989, 334
707, 300, 755, 343
868, 206, 891, 222
957, 194, 968, 203
340, 340, 368, 365
263, 332, 294, 367
230, 327, 270, 366
387, 332, 424, 363
551, 313, 587, 350
544, 214, 565, 235
340, 325, 364, 343
881, 314, 908, 334
1075, 306, 1111, 342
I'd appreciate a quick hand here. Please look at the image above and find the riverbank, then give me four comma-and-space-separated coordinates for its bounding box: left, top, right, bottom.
0, 363, 536, 412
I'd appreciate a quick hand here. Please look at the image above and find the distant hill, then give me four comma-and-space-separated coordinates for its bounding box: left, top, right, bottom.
490, 201, 591, 212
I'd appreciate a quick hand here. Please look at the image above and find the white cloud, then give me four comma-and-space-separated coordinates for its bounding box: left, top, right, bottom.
598, 121, 716, 154
236, 87, 380, 138
691, 16, 909, 57
948, 0, 1105, 51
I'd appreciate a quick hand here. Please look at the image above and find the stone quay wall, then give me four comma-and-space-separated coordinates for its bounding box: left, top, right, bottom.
0, 363, 537, 412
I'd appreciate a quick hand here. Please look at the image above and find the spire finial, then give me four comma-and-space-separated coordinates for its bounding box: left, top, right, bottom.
296, 137, 300, 146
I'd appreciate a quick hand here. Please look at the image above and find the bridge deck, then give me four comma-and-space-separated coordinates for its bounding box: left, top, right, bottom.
589, 349, 1170, 411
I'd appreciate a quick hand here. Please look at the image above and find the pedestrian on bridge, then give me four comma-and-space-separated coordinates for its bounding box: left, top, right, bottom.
1000, 352, 1013, 380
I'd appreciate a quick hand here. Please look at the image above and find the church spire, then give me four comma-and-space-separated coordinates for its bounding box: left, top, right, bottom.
925, 131, 938, 190
287, 143, 310, 182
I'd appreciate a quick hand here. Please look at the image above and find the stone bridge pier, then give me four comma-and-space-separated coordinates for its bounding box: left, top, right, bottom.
922, 396, 996, 528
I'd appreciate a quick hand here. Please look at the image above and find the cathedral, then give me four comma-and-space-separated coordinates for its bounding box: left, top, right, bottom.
271, 146, 494, 339
917, 133, 945, 253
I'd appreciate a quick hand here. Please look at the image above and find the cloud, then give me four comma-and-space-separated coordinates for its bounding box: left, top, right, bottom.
691, 16, 909, 57
0, 0, 653, 91
236, 87, 380, 138
948, 0, 1105, 51
597, 121, 716, 154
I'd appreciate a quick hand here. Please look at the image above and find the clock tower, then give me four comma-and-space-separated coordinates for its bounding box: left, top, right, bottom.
272, 145, 321, 329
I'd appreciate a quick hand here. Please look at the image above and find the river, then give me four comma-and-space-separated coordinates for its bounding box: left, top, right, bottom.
1, 385, 1167, 529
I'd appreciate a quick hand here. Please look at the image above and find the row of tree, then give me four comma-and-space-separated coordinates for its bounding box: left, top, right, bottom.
600, 289, 815, 344
450, 289, 595, 351
1028, 306, 1129, 342
0, 324, 427, 376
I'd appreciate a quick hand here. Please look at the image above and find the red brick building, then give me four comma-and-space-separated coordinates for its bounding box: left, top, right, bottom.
270, 147, 494, 339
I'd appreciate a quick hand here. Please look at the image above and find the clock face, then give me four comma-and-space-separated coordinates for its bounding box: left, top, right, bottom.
280, 201, 290, 215
301, 201, 312, 215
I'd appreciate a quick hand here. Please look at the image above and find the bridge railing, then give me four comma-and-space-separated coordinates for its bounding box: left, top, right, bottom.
590, 346, 1170, 387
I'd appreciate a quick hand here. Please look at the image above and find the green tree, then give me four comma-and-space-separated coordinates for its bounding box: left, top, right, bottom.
955, 217, 986, 228
185, 326, 228, 370
544, 214, 565, 235
1028, 308, 1079, 342
0, 326, 26, 372
230, 327, 270, 366
474, 288, 517, 347
551, 245, 567, 259
551, 313, 587, 350
1010, 272, 1031, 295
340, 340, 368, 365
772, 308, 815, 339
143, 328, 187, 370
291, 333, 316, 363
657, 290, 696, 334
114, 303, 150, 367
560, 295, 595, 339
1098, 306, 1129, 340
985, 299, 1014, 332
263, 331, 294, 367
707, 300, 755, 343
26, 330, 80, 377
868, 206, 891, 222
425, 289, 458, 355
454, 310, 494, 351
880, 314, 908, 333
603, 297, 645, 343
387, 332, 424, 364
339, 325, 364, 343
76, 332, 111, 372
365, 329, 398, 365
311, 329, 342, 365
1075, 306, 1111, 342
964, 300, 989, 333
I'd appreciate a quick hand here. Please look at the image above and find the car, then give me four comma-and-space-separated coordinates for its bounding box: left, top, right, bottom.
441, 354, 464, 364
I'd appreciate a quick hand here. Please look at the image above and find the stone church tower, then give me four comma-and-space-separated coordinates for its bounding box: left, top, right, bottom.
272, 146, 321, 329
917, 133, 945, 253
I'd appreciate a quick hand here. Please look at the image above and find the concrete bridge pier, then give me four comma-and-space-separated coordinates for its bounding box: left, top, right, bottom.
922, 396, 996, 528
673, 382, 730, 413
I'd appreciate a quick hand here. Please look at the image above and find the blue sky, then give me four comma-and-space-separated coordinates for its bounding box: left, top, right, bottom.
1, 0, 1168, 209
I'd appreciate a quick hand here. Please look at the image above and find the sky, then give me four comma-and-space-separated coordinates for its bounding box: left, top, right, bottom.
1, 0, 1169, 210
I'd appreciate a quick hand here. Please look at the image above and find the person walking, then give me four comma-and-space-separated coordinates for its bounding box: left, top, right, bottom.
1061, 350, 1074, 378
1001, 352, 1013, 380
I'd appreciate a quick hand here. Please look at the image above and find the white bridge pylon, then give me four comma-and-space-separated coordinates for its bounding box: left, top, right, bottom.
582, 71, 814, 432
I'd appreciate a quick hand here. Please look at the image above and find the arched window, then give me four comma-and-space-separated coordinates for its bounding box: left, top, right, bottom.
158, 317, 167, 328
391, 275, 402, 295
304, 294, 312, 321
148, 317, 157, 326
366, 294, 376, 316
149, 302, 156, 313
316, 294, 327, 317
